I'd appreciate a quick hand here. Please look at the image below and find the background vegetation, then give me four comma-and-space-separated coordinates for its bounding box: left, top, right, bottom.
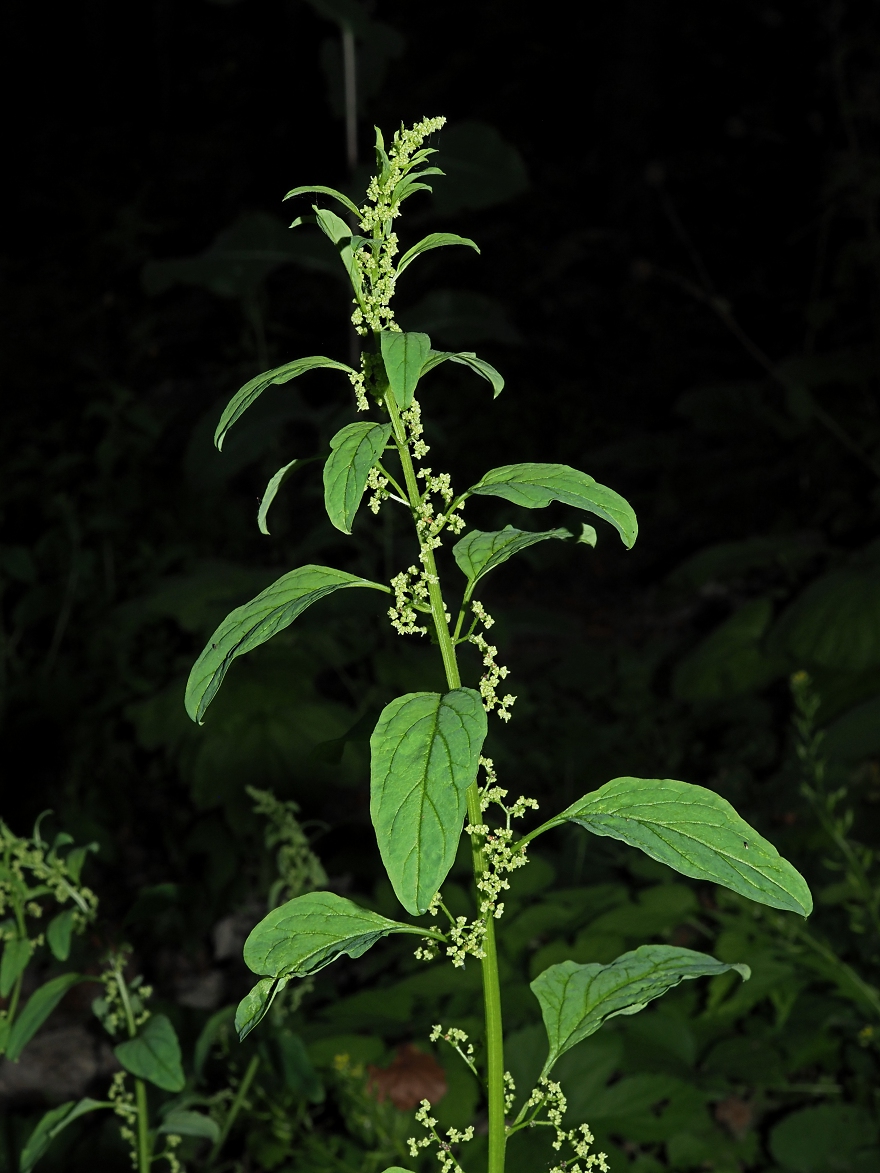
3, 0, 880, 1169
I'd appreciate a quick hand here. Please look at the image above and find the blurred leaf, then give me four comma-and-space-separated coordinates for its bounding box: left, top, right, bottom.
823, 694, 880, 761
46, 909, 76, 962
770, 1103, 877, 1172
400, 290, 520, 347
7, 974, 88, 1061
0, 938, 32, 998
158, 1109, 220, 1142
769, 568, 880, 671
672, 599, 784, 701
19, 1098, 109, 1173
430, 121, 528, 214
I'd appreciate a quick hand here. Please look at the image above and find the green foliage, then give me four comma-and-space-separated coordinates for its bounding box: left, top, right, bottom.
114, 1014, 186, 1093
531, 946, 749, 1075
19, 1099, 110, 1173
323, 421, 393, 533
453, 526, 572, 598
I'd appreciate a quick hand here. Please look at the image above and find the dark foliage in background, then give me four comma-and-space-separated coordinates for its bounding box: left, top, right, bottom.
3, 1, 880, 1170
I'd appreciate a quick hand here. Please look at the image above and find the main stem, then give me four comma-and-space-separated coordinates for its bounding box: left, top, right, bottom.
385, 387, 507, 1173
116, 967, 151, 1173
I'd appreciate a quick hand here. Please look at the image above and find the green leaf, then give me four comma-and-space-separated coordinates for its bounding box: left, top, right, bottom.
19, 1098, 110, 1173
769, 1103, 878, 1173
313, 207, 363, 293
64, 842, 97, 884
396, 232, 480, 275
370, 689, 488, 915
578, 524, 598, 547
258, 459, 299, 536
7, 973, 88, 1061
469, 463, 638, 549
452, 525, 572, 596
214, 356, 353, 451
323, 422, 393, 534
548, 776, 812, 916
0, 938, 32, 998
158, 1109, 221, 1142
114, 1014, 185, 1092
532, 945, 749, 1075
421, 349, 505, 397
185, 565, 390, 724
235, 975, 290, 1042
283, 184, 361, 217
380, 332, 432, 409
46, 910, 76, 962
193, 1005, 235, 1078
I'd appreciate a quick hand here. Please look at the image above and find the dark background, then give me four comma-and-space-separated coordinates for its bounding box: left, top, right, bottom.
3, 0, 880, 1169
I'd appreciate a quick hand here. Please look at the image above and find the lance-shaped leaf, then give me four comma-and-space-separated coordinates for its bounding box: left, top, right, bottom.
6, 973, 89, 1061
114, 1014, 185, 1092
453, 525, 572, 597
258, 458, 300, 536
283, 184, 361, 218
380, 331, 432, 409
238, 893, 423, 1036
396, 232, 480, 275
532, 946, 750, 1075
469, 463, 637, 549
323, 422, 393, 534
46, 909, 76, 961
542, 777, 812, 916
422, 350, 504, 397
313, 207, 362, 295
370, 689, 487, 915
185, 566, 390, 724
158, 1110, 221, 1142
20, 1098, 111, 1173
0, 937, 32, 997
215, 356, 353, 450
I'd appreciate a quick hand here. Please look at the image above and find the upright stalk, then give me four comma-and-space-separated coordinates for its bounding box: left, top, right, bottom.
384, 385, 507, 1173
115, 966, 151, 1173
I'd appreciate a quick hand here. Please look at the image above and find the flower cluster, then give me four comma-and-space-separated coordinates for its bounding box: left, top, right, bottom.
517, 1079, 609, 1171
430, 1023, 479, 1077
388, 565, 430, 636
408, 1098, 473, 1173
108, 1073, 139, 1169
402, 399, 430, 460
352, 116, 446, 335
467, 602, 516, 720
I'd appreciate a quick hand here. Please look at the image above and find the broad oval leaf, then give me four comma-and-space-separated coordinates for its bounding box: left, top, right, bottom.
453, 525, 572, 594
469, 463, 637, 548
46, 909, 76, 962
396, 232, 480, 275
243, 891, 420, 983
114, 1014, 185, 1092
185, 566, 390, 724
6, 973, 88, 1062
258, 458, 300, 536
370, 689, 487, 915
532, 945, 749, 1075
380, 331, 432, 409
323, 422, 393, 534
551, 777, 812, 916
20, 1098, 110, 1173
215, 356, 353, 451
0, 937, 32, 998
158, 1109, 221, 1142
283, 184, 361, 217
422, 349, 505, 397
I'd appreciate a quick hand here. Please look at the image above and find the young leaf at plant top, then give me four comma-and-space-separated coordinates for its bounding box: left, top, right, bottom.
214, 355, 354, 450
396, 232, 480, 275
242, 891, 425, 993
370, 689, 488, 915
6, 973, 89, 1062
532, 945, 750, 1076
468, 463, 638, 548
113, 1014, 185, 1093
323, 421, 393, 533
19, 1098, 111, 1173
380, 331, 432, 408
185, 566, 390, 724
421, 349, 505, 397
536, 776, 812, 916
453, 525, 572, 599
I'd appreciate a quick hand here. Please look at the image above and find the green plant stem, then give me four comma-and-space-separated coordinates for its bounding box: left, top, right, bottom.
115, 965, 152, 1173
384, 382, 507, 1173
208, 1053, 260, 1166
